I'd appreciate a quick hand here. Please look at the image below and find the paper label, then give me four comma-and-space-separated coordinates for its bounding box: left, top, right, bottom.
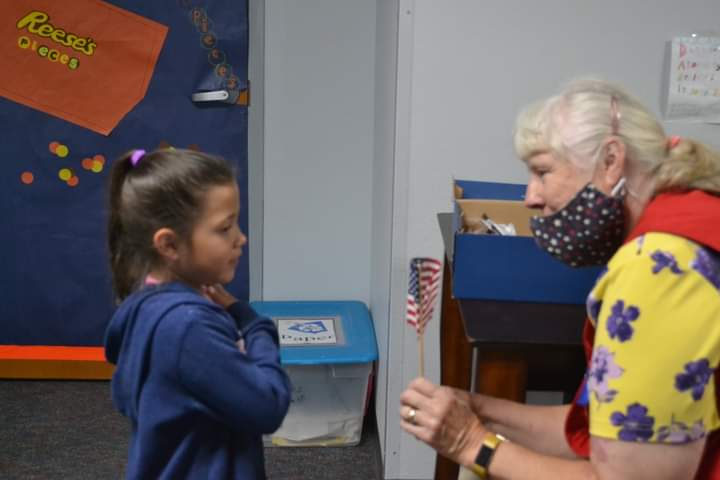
277, 317, 338, 346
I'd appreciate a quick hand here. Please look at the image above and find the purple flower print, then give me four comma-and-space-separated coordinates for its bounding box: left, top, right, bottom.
610, 403, 655, 442
650, 250, 683, 274
606, 300, 639, 342
691, 247, 720, 290
587, 346, 623, 403
657, 418, 705, 443
675, 359, 713, 401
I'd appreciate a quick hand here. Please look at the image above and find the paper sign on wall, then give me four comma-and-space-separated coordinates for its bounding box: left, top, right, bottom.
666, 36, 720, 123
0, 0, 167, 135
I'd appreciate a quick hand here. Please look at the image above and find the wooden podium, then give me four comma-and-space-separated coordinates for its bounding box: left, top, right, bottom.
435, 213, 586, 480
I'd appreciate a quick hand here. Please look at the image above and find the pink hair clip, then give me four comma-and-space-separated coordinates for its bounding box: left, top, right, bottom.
130, 149, 146, 167
667, 136, 681, 150
610, 96, 621, 135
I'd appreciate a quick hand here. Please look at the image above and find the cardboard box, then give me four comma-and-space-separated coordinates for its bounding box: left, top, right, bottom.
452, 180, 602, 305
250, 300, 377, 447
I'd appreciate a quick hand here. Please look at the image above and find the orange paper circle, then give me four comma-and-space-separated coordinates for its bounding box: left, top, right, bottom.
49, 141, 59, 154
92, 154, 105, 165
21, 171, 34, 184
81, 158, 93, 170
67, 176, 79, 187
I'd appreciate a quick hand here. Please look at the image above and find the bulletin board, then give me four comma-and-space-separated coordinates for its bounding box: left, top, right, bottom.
0, 0, 249, 377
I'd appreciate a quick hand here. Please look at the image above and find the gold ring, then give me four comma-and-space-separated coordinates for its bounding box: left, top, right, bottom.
407, 407, 417, 425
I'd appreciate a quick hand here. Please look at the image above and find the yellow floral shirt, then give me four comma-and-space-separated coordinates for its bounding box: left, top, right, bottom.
585, 232, 720, 443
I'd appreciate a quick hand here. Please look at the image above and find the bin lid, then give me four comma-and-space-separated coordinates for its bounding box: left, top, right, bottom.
249, 300, 378, 365
455, 179, 526, 201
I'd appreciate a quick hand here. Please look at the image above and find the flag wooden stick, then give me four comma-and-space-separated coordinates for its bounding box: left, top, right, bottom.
418, 332, 425, 378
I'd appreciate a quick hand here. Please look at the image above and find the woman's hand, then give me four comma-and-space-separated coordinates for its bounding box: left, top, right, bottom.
201, 283, 238, 309
400, 377, 486, 466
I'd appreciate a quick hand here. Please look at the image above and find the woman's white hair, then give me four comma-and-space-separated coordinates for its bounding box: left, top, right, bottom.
513, 78, 720, 193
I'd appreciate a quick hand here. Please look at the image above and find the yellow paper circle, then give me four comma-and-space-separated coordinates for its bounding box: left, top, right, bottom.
58, 168, 72, 181
56, 145, 69, 158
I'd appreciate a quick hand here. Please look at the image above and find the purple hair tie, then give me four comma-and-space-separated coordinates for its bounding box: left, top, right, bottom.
130, 149, 146, 167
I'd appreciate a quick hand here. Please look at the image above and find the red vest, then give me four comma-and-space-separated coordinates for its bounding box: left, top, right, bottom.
564, 190, 720, 479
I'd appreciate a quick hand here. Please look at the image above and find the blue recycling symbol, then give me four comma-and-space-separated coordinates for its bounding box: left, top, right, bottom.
288, 321, 328, 334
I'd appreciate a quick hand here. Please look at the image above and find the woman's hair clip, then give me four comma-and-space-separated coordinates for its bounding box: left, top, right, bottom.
666, 136, 681, 150
609, 95, 621, 135
130, 149, 146, 167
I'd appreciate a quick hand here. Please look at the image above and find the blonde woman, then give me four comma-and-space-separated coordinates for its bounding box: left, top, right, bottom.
401, 78, 720, 479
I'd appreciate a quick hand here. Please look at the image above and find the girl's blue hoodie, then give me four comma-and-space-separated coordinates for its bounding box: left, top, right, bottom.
104, 283, 291, 479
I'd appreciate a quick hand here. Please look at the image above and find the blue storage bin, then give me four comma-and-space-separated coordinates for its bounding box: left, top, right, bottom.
251, 301, 378, 447
452, 180, 602, 305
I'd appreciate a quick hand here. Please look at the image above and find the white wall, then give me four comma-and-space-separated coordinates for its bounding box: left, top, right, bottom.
380, 1, 446, 478
263, 0, 376, 302
389, 1, 720, 478
261, 3, 417, 477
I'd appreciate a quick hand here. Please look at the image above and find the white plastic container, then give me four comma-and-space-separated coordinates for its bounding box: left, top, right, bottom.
250, 301, 378, 447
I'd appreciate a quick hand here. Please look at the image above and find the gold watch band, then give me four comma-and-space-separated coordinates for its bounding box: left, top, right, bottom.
469, 432, 507, 479
468, 463, 489, 479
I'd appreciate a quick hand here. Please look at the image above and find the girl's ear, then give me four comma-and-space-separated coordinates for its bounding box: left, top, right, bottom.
153, 228, 180, 261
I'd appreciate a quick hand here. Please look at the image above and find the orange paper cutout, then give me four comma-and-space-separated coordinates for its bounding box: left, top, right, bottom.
0, 345, 105, 361
0, 1, 168, 135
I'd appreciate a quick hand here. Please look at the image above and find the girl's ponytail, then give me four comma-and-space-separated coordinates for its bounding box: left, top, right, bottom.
107, 151, 142, 301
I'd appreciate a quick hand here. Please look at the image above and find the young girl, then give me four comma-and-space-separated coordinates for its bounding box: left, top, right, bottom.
104, 148, 290, 479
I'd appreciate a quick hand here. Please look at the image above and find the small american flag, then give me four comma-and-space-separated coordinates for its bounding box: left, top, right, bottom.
406, 257, 442, 334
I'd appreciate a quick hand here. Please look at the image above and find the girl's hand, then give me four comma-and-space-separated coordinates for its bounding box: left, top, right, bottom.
201, 284, 238, 309
400, 377, 486, 466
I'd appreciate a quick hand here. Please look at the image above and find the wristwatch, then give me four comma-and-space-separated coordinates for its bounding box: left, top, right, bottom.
468, 431, 507, 479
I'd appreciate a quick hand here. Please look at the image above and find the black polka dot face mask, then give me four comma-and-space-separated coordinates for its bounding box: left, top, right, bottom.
529, 180, 627, 267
